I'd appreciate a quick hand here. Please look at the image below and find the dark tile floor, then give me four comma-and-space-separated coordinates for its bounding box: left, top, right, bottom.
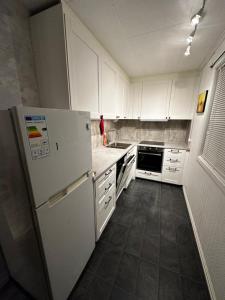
69, 179, 211, 300
0, 179, 211, 300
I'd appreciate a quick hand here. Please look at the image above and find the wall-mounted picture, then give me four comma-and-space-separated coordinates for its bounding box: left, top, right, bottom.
197, 90, 208, 113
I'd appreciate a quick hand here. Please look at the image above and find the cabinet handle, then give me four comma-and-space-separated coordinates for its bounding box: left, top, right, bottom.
116, 116, 120, 119
166, 167, 177, 172
105, 183, 112, 192
144, 171, 158, 177
167, 158, 179, 163
104, 196, 112, 208
170, 149, 180, 153
105, 169, 112, 176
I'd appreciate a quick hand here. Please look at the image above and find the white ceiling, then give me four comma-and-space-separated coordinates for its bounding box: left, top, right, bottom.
65, 0, 225, 77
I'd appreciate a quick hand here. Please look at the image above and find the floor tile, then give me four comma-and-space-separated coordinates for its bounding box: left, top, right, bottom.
117, 192, 138, 209
178, 243, 205, 283
160, 236, 180, 273
144, 208, 160, 237
95, 246, 122, 283
111, 206, 135, 227
115, 253, 139, 294
136, 259, 158, 300
159, 268, 183, 300
160, 210, 177, 243
85, 241, 107, 274
110, 286, 139, 300
125, 230, 143, 257
101, 223, 129, 249
141, 235, 160, 265
86, 276, 112, 300
181, 276, 211, 300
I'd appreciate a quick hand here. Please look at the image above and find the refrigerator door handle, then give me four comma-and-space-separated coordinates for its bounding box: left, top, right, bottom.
48, 172, 90, 207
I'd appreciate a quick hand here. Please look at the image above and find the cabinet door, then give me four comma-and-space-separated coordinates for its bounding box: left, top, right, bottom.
115, 75, 126, 119
141, 80, 171, 120
67, 27, 99, 118
169, 77, 197, 119
101, 60, 117, 119
129, 82, 142, 119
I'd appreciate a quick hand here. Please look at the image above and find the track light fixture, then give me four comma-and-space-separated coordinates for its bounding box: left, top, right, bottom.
184, 0, 206, 57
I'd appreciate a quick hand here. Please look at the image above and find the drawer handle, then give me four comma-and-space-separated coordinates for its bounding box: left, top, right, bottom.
144, 172, 158, 177
104, 196, 112, 208
105, 169, 112, 177
169, 149, 180, 153
166, 167, 177, 172
167, 158, 179, 163
105, 183, 112, 192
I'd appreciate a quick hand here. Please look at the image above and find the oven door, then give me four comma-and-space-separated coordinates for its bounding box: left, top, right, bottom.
137, 148, 163, 172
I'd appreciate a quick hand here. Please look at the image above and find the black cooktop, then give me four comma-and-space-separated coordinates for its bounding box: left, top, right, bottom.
139, 140, 165, 146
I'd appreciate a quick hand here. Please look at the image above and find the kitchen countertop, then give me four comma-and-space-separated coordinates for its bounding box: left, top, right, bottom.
92, 142, 136, 180
92, 140, 189, 181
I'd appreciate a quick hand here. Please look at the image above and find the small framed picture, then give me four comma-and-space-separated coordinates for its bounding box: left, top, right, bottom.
197, 90, 208, 113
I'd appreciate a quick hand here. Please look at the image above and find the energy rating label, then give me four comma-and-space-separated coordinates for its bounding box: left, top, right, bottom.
25, 115, 50, 160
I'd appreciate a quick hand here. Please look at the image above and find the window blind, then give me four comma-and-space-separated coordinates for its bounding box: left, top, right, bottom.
202, 63, 225, 179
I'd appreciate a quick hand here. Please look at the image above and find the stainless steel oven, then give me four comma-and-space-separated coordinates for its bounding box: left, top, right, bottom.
137, 146, 164, 173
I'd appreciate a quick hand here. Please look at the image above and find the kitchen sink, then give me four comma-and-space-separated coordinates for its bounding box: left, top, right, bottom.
107, 142, 131, 149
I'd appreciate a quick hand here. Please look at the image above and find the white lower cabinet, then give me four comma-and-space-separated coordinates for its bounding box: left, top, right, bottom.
95, 164, 116, 240
162, 149, 186, 185
136, 169, 162, 182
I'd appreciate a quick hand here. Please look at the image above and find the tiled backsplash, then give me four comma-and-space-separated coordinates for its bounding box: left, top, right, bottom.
91, 119, 191, 148
116, 120, 191, 143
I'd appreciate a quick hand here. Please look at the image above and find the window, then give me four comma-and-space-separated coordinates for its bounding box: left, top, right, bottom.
201, 62, 225, 181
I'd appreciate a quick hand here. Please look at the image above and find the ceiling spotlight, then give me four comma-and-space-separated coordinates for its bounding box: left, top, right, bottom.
186, 35, 193, 44
191, 8, 203, 26
186, 29, 196, 44
184, 45, 191, 56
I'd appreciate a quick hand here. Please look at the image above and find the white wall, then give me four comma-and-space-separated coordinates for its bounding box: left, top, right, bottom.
184, 38, 225, 300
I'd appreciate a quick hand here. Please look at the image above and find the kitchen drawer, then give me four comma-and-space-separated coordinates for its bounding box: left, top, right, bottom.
136, 169, 162, 182
162, 166, 183, 185
96, 184, 115, 239
164, 149, 186, 165
96, 169, 116, 201
96, 164, 116, 187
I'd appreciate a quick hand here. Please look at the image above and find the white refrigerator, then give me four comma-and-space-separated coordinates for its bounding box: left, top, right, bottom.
0, 106, 95, 300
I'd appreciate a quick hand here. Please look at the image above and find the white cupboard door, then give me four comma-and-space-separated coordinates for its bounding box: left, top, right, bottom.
67, 29, 99, 118
101, 60, 117, 119
141, 80, 171, 120
116, 75, 125, 119
123, 79, 130, 119
169, 77, 197, 120
130, 82, 142, 119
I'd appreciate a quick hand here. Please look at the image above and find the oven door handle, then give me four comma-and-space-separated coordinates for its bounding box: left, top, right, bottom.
138, 152, 162, 156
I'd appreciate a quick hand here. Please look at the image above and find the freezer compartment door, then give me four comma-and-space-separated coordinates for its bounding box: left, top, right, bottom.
13, 106, 92, 208
36, 174, 95, 300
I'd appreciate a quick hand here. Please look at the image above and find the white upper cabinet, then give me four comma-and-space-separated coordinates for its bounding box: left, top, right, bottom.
67, 29, 99, 119
129, 82, 142, 119
141, 79, 172, 120
100, 59, 117, 119
169, 76, 198, 120
116, 75, 130, 119
115, 75, 125, 119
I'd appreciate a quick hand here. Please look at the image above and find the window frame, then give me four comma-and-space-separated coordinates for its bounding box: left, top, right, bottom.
198, 55, 225, 194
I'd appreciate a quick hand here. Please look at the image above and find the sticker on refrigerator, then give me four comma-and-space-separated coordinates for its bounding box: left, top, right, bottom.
25, 115, 50, 160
